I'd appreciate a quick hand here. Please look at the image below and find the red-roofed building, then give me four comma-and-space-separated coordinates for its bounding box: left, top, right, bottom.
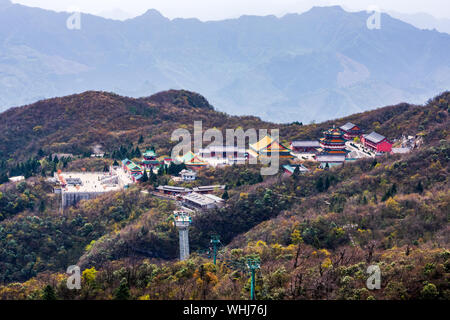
361, 132, 392, 153
340, 122, 363, 140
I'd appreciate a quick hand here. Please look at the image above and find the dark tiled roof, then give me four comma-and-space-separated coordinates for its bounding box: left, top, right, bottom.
291, 141, 320, 147
364, 131, 386, 143
340, 122, 358, 131
157, 186, 192, 192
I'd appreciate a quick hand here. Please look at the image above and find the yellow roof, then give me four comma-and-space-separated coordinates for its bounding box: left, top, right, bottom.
264, 140, 290, 152
178, 151, 208, 166
250, 135, 274, 152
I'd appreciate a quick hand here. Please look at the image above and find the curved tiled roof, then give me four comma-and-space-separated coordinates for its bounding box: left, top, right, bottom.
340, 122, 359, 131
364, 131, 386, 143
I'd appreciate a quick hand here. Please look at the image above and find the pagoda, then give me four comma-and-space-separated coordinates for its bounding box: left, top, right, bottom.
141, 149, 161, 169
315, 126, 348, 167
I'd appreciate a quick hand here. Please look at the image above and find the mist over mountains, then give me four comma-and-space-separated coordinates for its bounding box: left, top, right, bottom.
1, 1, 449, 123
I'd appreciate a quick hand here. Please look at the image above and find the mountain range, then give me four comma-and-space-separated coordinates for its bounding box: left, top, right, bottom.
0, 0, 450, 123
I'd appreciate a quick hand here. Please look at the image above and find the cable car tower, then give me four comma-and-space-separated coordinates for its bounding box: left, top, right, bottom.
173, 211, 192, 261
210, 235, 222, 265
225, 256, 261, 300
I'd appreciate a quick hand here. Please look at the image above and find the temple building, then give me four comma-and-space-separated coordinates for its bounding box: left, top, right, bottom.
180, 169, 197, 181
290, 141, 320, 154
122, 158, 143, 181
248, 135, 293, 159
140, 149, 161, 169
198, 145, 247, 165
315, 126, 348, 167
177, 151, 208, 169
361, 132, 393, 153
339, 122, 363, 140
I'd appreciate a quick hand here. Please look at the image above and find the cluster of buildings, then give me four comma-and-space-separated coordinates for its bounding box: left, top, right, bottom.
47, 121, 411, 212
156, 184, 226, 211
118, 122, 396, 182
121, 149, 174, 182
289, 122, 395, 168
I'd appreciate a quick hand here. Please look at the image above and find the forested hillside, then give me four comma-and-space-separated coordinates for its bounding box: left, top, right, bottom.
0, 91, 448, 300
0, 90, 272, 163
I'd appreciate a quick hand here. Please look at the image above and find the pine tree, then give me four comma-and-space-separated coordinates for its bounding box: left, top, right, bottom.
42, 285, 57, 300
371, 159, 378, 167
114, 278, 130, 300
39, 201, 46, 213
0, 173, 8, 184
324, 176, 330, 190
257, 173, 263, 183
135, 147, 141, 158
391, 183, 397, 195
142, 169, 148, 183
316, 177, 324, 192
138, 135, 144, 144
416, 181, 424, 194
222, 190, 229, 200
293, 166, 300, 178
149, 169, 157, 183
168, 162, 174, 175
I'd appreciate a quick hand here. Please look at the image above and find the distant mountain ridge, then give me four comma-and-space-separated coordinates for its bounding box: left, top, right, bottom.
0, 3, 449, 122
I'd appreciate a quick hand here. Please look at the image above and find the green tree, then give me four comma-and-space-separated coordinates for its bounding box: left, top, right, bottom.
42, 285, 57, 300
421, 282, 439, 299
0, 173, 8, 184
134, 147, 141, 158
39, 201, 46, 213
222, 190, 229, 200
316, 177, 324, 192
292, 166, 300, 179
37, 148, 45, 158
324, 176, 330, 190
416, 181, 424, 194
141, 169, 148, 183
114, 278, 131, 300
149, 169, 157, 183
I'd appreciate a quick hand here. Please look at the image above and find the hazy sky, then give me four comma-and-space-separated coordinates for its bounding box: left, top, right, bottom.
11, 0, 450, 20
